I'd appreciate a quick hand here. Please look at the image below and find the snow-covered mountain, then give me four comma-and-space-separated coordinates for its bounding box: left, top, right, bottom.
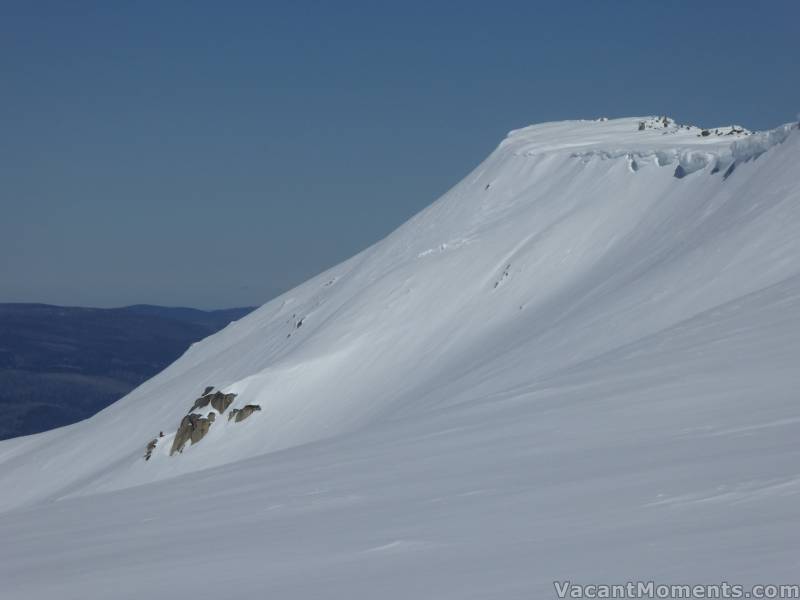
1, 117, 799, 599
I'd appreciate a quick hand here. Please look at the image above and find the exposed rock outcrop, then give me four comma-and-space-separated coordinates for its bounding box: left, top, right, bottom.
637, 116, 676, 132
190, 390, 236, 414
170, 413, 213, 455
151, 387, 257, 459
144, 438, 158, 461
228, 404, 262, 423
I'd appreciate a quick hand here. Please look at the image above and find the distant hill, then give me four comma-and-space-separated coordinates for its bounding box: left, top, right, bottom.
0, 303, 255, 439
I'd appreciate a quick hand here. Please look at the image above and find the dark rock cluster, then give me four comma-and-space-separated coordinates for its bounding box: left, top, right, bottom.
190, 389, 236, 414
228, 404, 262, 423
638, 116, 673, 131
699, 126, 751, 138
170, 413, 215, 455
144, 438, 158, 461
144, 386, 263, 460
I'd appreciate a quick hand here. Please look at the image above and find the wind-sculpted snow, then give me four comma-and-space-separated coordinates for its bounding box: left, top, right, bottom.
508, 117, 796, 176
0, 117, 799, 598
730, 121, 797, 161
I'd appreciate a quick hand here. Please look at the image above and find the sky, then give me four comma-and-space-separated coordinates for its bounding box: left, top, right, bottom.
2, 1, 799, 309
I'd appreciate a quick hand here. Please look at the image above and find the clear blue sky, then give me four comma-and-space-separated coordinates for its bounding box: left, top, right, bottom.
2, 1, 798, 309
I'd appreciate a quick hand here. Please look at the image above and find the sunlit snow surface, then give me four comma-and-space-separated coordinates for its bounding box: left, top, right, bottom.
1, 117, 799, 599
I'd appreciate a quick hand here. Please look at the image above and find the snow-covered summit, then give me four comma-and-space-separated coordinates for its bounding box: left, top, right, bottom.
504, 115, 751, 153
1, 116, 799, 599
501, 116, 794, 175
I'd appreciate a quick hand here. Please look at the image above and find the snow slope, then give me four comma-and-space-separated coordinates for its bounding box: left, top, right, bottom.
1, 117, 799, 599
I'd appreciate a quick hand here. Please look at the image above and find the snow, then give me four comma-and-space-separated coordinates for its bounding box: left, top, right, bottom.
1, 116, 799, 598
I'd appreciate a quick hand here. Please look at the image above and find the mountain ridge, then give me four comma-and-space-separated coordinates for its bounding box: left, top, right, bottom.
0, 116, 798, 597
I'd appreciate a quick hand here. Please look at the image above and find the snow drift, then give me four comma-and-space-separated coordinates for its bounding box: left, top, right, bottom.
1, 117, 799, 599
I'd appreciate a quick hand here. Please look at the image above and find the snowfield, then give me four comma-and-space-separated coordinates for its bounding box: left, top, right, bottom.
1, 117, 799, 599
